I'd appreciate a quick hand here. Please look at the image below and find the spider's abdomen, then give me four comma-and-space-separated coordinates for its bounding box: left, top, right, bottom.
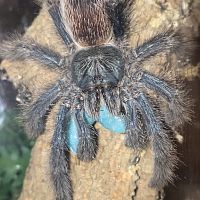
71, 45, 125, 91
60, 0, 112, 46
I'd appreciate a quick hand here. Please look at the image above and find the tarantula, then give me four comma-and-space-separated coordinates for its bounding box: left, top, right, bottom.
0, 0, 190, 199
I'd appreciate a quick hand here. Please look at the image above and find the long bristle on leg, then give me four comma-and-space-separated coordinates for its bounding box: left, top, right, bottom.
102, 87, 120, 115
106, 0, 134, 39
47, 2, 74, 48
123, 100, 148, 149
24, 81, 62, 138
129, 29, 181, 64
50, 104, 72, 200
135, 93, 178, 189
0, 37, 65, 69
84, 90, 100, 119
140, 72, 191, 126
74, 109, 98, 162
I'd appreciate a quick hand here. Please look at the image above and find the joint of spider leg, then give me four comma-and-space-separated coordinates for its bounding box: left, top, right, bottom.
122, 88, 141, 103
128, 70, 144, 83
68, 43, 76, 53
120, 90, 131, 103
58, 54, 75, 69
57, 79, 68, 92
62, 99, 71, 108
120, 72, 142, 91
58, 57, 66, 68
131, 49, 138, 60
63, 92, 84, 110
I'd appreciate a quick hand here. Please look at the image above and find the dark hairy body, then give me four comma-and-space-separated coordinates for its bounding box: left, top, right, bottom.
0, 0, 191, 199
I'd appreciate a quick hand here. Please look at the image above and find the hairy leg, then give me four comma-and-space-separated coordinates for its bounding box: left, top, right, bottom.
102, 88, 119, 115
50, 104, 72, 200
0, 37, 65, 69
139, 72, 189, 125
123, 100, 148, 149
84, 90, 101, 119
129, 29, 181, 64
48, 2, 75, 49
25, 81, 63, 138
106, 0, 134, 40
74, 109, 98, 162
135, 93, 178, 189
140, 72, 176, 101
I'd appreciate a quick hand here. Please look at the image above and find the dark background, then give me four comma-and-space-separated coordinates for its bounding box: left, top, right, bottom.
0, 1, 39, 200
0, 1, 199, 200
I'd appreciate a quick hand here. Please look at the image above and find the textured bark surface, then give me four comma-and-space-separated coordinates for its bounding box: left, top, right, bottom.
0, 0, 199, 199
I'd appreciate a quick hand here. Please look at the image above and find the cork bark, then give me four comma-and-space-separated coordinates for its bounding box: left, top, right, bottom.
1, 0, 199, 199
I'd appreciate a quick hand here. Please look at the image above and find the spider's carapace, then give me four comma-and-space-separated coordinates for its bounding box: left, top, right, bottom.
71, 45, 125, 91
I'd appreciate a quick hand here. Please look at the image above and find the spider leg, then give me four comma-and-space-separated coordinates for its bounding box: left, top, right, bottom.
140, 72, 175, 101
106, 0, 134, 40
74, 109, 98, 162
84, 90, 101, 119
129, 29, 181, 64
123, 100, 148, 149
0, 37, 66, 69
101, 87, 120, 115
50, 104, 73, 200
136, 93, 178, 189
25, 81, 63, 138
48, 2, 75, 49
139, 72, 187, 125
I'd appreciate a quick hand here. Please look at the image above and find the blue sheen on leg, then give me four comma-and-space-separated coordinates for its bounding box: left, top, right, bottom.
66, 106, 126, 154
